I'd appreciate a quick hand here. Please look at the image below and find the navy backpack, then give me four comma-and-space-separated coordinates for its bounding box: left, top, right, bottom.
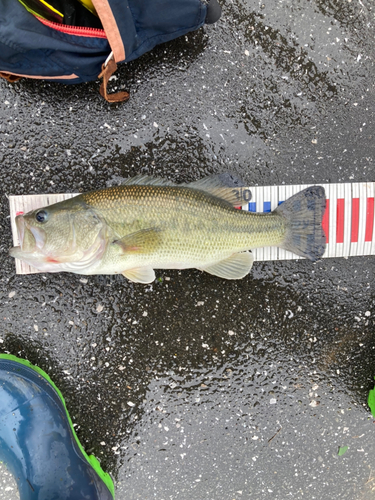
0, 0, 221, 101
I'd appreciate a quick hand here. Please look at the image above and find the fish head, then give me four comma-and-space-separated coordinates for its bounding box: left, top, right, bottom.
10, 201, 106, 272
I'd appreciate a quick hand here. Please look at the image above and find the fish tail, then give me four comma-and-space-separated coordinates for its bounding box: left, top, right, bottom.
275, 186, 326, 261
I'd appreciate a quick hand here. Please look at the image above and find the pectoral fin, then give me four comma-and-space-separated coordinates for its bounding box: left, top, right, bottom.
200, 251, 254, 280
112, 228, 161, 254
122, 267, 156, 284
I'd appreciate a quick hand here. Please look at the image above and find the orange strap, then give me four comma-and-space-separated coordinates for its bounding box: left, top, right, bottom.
0, 72, 22, 83
98, 59, 129, 103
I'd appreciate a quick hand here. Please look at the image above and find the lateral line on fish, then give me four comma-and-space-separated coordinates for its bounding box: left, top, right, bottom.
8, 181, 375, 275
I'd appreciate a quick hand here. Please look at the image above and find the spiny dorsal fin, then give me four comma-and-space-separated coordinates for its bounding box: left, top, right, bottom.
121, 175, 176, 187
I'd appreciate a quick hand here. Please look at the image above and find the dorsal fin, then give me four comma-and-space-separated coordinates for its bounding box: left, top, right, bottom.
120, 173, 251, 206
121, 175, 176, 187
182, 173, 251, 207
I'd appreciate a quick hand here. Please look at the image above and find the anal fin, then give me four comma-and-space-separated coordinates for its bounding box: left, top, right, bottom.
200, 251, 254, 280
122, 267, 156, 284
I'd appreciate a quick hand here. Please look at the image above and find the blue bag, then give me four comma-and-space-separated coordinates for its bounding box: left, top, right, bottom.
0, 0, 221, 101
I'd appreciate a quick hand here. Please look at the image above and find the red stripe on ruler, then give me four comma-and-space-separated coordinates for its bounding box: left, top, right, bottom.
351, 198, 360, 242
336, 199, 344, 243
322, 199, 329, 244
365, 197, 374, 242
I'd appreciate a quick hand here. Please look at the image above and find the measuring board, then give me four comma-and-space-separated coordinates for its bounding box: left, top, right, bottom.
9, 182, 375, 274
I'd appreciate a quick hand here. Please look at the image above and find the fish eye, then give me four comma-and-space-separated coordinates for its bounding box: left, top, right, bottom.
35, 210, 48, 223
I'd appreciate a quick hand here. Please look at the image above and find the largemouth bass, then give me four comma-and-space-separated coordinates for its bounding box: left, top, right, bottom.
10, 175, 326, 283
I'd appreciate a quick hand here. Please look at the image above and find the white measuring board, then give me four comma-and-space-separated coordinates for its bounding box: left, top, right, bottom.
8, 181, 375, 274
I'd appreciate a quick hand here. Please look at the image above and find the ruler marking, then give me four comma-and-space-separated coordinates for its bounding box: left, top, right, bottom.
336, 199, 345, 244
278, 185, 286, 260
365, 197, 374, 242
351, 198, 360, 243
363, 182, 374, 256
269, 185, 279, 261
322, 199, 330, 245
335, 183, 345, 258
343, 183, 352, 258
356, 183, 367, 256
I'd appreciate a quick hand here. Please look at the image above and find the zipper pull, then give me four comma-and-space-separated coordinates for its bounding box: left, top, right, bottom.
98, 52, 129, 103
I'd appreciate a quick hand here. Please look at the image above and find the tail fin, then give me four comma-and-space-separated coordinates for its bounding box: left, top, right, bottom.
275, 186, 326, 261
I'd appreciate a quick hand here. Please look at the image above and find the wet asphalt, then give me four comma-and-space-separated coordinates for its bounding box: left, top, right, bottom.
1, 0, 375, 499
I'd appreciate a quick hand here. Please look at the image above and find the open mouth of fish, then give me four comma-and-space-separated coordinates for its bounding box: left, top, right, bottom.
15, 215, 46, 252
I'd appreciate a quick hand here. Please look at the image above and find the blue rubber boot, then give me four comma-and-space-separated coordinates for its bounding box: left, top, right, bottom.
0, 354, 115, 500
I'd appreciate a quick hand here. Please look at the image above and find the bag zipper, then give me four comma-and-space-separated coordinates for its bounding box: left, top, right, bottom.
36, 15, 107, 38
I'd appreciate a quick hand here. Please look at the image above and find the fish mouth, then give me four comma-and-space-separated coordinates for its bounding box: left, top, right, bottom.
15, 215, 25, 248
15, 215, 46, 252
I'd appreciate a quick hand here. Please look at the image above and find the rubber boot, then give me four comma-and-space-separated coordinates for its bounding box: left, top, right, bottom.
0, 354, 115, 500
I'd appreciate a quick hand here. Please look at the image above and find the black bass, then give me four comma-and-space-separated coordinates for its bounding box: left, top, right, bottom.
10, 175, 326, 283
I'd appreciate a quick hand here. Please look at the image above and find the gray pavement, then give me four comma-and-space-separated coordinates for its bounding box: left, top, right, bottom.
1, 0, 375, 499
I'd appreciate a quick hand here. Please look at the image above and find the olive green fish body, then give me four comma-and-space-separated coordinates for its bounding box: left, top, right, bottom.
10, 175, 326, 282
80, 185, 286, 272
